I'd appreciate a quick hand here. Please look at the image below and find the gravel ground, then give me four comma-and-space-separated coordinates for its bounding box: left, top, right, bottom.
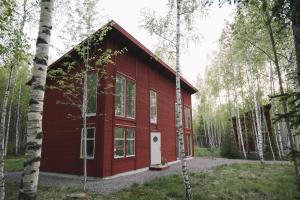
5, 157, 288, 196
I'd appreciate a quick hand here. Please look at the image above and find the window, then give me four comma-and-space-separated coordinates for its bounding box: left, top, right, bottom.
150, 90, 157, 123
184, 107, 191, 129
115, 75, 126, 116
114, 127, 135, 158
87, 73, 97, 115
80, 127, 95, 159
115, 74, 136, 118
126, 80, 136, 118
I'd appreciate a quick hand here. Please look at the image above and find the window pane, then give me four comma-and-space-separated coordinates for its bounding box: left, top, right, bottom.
114, 140, 124, 157
114, 127, 124, 157
127, 128, 135, 139
126, 140, 135, 156
150, 90, 157, 123
115, 75, 125, 116
127, 81, 136, 118
81, 128, 95, 158
115, 127, 124, 138
87, 128, 94, 139
87, 73, 97, 114
185, 107, 191, 129
86, 140, 94, 157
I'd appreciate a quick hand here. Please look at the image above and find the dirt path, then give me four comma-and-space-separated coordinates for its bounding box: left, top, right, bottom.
6, 157, 288, 195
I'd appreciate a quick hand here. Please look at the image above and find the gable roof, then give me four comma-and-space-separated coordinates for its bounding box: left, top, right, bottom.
49, 20, 198, 94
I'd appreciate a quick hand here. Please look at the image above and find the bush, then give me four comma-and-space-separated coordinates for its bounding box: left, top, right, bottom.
220, 133, 240, 159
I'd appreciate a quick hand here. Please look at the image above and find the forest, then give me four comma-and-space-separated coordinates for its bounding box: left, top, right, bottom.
1, 0, 300, 200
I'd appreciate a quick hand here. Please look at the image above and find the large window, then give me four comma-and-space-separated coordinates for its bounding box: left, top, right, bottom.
184, 106, 191, 129
115, 74, 136, 119
114, 127, 135, 158
80, 127, 95, 159
87, 73, 97, 115
150, 90, 157, 124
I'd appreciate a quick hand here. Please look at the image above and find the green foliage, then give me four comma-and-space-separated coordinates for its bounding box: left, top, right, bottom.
194, 147, 220, 157
4, 157, 24, 172
220, 133, 241, 159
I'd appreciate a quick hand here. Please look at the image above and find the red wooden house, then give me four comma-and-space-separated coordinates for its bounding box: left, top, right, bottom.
41, 21, 197, 178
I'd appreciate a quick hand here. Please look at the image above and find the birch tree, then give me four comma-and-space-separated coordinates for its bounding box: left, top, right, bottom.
18, 0, 55, 199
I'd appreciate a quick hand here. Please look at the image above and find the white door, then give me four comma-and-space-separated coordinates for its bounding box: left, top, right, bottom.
151, 132, 161, 165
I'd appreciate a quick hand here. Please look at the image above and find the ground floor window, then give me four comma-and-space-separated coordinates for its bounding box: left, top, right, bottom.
80, 127, 95, 159
114, 127, 135, 158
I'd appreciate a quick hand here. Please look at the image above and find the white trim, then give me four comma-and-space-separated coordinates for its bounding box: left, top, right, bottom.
80, 127, 95, 159
150, 90, 157, 124
103, 167, 149, 180
40, 158, 192, 180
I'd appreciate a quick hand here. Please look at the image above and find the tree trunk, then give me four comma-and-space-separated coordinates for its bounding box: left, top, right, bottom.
265, 8, 300, 185
175, 0, 192, 199
15, 83, 22, 155
18, 0, 55, 199
290, 0, 300, 85
82, 71, 88, 191
263, 110, 275, 160
0, 66, 13, 200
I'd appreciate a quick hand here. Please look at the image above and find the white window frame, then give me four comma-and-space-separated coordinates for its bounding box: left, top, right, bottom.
114, 127, 125, 158
126, 128, 135, 157
126, 79, 136, 119
115, 73, 136, 119
184, 106, 191, 129
80, 127, 95, 159
115, 74, 126, 117
150, 90, 157, 124
114, 127, 136, 159
86, 73, 98, 117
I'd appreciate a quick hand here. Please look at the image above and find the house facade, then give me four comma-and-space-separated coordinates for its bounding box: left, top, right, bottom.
40, 21, 197, 177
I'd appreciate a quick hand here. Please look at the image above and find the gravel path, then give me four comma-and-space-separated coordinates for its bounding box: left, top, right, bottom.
6, 157, 288, 196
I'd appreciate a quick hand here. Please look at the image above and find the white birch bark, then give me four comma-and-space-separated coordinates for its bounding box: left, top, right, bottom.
82, 71, 88, 191
253, 79, 264, 162
15, 83, 22, 155
4, 101, 12, 157
0, 66, 13, 200
19, 0, 55, 199
262, 110, 275, 160
175, 1, 192, 199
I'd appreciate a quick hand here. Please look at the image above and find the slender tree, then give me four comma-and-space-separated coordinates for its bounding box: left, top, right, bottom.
19, 0, 55, 199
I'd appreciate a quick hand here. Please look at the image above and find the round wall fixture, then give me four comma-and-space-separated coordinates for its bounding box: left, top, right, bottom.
153, 136, 158, 142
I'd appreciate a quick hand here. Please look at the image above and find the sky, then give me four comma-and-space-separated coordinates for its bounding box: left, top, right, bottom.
48, 0, 235, 105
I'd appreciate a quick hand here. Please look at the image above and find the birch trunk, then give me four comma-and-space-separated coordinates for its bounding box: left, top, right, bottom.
175, 1, 192, 199
15, 83, 22, 155
253, 79, 264, 162
0, 66, 13, 200
264, 7, 300, 184
263, 111, 275, 160
19, 0, 55, 199
82, 71, 88, 190
290, 0, 300, 85
4, 100, 12, 156
237, 108, 247, 158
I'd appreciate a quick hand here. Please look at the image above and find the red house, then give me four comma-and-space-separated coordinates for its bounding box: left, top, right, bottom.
41, 21, 197, 178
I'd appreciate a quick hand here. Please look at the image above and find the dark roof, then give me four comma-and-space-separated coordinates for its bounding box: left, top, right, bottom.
49, 20, 198, 94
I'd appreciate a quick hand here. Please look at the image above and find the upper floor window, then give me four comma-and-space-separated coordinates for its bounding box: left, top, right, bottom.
150, 90, 157, 124
184, 106, 191, 129
87, 73, 97, 115
80, 127, 95, 159
115, 74, 136, 119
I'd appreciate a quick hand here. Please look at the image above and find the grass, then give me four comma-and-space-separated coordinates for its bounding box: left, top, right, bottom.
194, 147, 220, 157
107, 163, 300, 200
5, 163, 300, 200
5, 156, 24, 172
5, 183, 103, 200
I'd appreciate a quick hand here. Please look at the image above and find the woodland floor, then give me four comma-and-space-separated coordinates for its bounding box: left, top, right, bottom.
5, 157, 292, 199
